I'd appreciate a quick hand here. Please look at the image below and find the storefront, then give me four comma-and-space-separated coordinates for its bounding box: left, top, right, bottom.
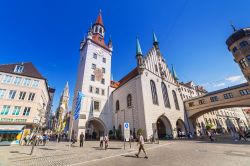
0, 125, 25, 145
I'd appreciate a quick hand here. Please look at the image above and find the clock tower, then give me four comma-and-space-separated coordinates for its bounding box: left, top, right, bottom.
71, 11, 113, 138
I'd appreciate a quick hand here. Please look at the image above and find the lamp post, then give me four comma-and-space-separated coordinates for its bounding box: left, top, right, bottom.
30, 103, 45, 155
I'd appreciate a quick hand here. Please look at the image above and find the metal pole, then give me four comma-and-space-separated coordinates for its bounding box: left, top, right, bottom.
68, 116, 74, 150
123, 109, 125, 150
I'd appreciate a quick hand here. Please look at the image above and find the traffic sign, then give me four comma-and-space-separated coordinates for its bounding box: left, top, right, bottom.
124, 122, 130, 141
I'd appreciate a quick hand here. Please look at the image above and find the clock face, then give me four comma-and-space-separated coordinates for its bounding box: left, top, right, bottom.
93, 68, 103, 81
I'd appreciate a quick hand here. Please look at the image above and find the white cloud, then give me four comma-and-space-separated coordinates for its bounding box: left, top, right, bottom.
225, 75, 243, 83
213, 83, 226, 87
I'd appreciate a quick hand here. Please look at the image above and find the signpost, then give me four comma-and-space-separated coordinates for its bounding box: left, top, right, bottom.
124, 122, 130, 149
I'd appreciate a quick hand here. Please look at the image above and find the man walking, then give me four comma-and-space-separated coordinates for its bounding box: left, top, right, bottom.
135, 133, 148, 159
80, 132, 84, 147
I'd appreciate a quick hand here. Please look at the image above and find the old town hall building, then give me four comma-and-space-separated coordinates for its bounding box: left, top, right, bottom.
70, 11, 188, 139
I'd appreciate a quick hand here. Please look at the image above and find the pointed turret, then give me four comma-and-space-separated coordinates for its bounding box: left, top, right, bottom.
136, 37, 143, 56
136, 37, 144, 74
171, 64, 179, 81
108, 35, 113, 50
153, 32, 159, 46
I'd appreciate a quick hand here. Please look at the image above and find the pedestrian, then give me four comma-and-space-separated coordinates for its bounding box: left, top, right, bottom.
207, 130, 214, 142
135, 133, 148, 159
104, 135, 109, 150
100, 135, 104, 149
71, 135, 76, 146
238, 128, 247, 141
80, 132, 84, 147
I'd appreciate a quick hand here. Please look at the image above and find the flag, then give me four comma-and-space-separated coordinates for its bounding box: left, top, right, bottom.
73, 91, 84, 120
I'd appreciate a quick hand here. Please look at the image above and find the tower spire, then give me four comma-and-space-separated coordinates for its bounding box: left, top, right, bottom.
95, 9, 104, 26
171, 64, 179, 81
153, 32, 159, 45
136, 37, 143, 56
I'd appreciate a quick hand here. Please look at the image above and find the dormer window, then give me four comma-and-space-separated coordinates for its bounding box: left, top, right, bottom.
14, 65, 24, 73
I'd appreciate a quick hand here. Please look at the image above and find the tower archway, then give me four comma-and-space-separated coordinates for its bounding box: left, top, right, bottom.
85, 118, 107, 139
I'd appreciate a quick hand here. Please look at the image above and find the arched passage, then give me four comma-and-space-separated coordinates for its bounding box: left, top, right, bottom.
85, 118, 107, 139
156, 115, 173, 139
176, 119, 186, 137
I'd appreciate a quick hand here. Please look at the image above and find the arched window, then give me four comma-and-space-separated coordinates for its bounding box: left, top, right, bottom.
116, 100, 119, 111
127, 94, 132, 107
161, 82, 170, 108
150, 80, 158, 105
95, 26, 98, 33
172, 90, 180, 110
99, 27, 103, 34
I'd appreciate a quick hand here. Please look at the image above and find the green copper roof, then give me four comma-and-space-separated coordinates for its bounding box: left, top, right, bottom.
153, 32, 158, 44
171, 64, 179, 81
136, 37, 142, 55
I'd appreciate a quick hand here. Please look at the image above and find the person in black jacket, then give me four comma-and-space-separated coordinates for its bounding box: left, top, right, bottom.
80, 132, 84, 147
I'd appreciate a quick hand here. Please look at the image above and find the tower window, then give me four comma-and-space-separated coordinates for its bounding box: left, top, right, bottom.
93, 101, 100, 111
102, 58, 106, 63
95, 88, 99, 94
99, 27, 103, 34
93, 53, 97, 59
155, 64, 158, 72
92, 64, 96, 69
89, 86, 93, 93
91, 75, 95, 81
240, 41, 248, 48
95, 26, 98, 33
239, 58, 248, 69
14, 65, 24, 73
101, 78, 105, 85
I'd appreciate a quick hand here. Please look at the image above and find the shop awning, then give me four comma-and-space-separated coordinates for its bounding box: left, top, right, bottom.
0, 125, 25, 133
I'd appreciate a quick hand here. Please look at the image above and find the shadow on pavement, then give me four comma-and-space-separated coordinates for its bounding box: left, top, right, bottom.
121, 154, 143, 158
9, 151, 30, 155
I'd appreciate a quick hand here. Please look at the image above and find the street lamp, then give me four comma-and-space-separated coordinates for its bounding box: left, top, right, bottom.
30, 103, 45, 155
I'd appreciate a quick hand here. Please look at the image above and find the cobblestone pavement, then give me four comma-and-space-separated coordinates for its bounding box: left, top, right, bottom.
1, 138, 250, 166
0, 140, 164, 166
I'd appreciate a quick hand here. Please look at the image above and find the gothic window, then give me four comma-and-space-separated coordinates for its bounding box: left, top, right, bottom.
150, 80, 158, 105
239, 58, 248, 69
127, 94, 132, 107
172, 90, 180, 110
161, 82, 170, 108
116, 100, 120, 111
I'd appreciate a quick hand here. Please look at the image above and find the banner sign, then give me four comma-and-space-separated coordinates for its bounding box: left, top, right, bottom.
73, 91, 85, 120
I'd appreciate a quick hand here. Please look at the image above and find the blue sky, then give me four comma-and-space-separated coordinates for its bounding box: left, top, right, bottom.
0, 0, 249, 112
